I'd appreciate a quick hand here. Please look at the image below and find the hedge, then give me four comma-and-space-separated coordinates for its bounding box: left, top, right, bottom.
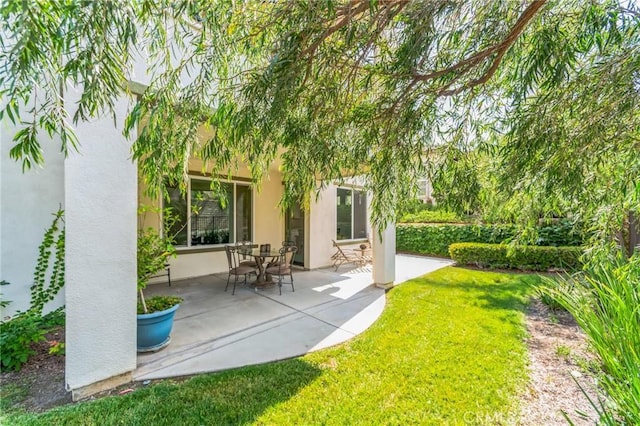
399, 210, 468, 224
396, 222, 583, 257
396, 224, 516, 257
449, 243, 583, 271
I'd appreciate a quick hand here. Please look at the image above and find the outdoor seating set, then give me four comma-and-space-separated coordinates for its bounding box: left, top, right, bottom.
224, 241, 297, 295
331, 239, 373, 271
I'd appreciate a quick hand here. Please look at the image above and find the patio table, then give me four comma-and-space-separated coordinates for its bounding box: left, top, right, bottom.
345, 246, 372, 267
238, 247, 281, 288
354, 247, 372, 263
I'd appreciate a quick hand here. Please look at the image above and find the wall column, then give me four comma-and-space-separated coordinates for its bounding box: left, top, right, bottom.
64, 93, 137, 399
372, 222, 396, 289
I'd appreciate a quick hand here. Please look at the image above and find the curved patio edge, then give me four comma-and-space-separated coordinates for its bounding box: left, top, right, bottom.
134, 254, 451, 382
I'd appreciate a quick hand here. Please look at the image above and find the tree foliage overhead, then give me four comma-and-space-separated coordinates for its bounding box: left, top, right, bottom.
1, 0, 639, 231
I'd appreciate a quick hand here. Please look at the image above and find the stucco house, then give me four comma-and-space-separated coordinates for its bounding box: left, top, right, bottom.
138, 154, 375, 283
1, 79, 396, 398
416, 177, 435, 205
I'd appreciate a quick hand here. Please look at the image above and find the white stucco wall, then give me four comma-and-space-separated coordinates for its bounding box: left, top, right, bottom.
372, 223, 396, 287
64, 93, 137, 391
1, 120, 65, 318
307, 180, 372, 270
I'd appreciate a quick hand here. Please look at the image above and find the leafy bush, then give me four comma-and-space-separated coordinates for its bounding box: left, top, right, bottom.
138, 225, 176, 291
399, 209, 467, 224
0, 208, 67, 372
536, 220, 584, 246
543, 248, 640, 424
0, 313, 46, 371
41, 306, 66, 328
137, 206, 180, 314
0, 307, 67, 372
396, 198, 433, 216
137, 296, 183, 315
449, 243, 582, 271
397, 221, 584, 257
397, 223, 517, 257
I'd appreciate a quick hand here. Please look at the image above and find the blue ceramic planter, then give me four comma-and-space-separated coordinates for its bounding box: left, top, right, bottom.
136, 303, 180, 352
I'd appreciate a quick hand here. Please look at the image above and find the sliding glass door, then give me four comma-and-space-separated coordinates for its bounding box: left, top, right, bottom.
285, 204, 305, 266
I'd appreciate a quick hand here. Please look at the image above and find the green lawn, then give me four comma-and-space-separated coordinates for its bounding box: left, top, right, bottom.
4, 267, 541, 425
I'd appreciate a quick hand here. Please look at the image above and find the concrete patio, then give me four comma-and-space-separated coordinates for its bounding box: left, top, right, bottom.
135, 254, 452, 381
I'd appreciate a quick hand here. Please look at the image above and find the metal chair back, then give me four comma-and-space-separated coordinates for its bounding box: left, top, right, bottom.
279, 246, 297, 270
225, 245, 240, 270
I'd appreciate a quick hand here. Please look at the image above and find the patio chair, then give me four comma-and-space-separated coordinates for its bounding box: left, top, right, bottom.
150, 263, 172, 286
265, 246, 297, 295
224, 245, 258, 295
236, 240, 258, 268
267, 241, 296, 268
331, 240, 368, 271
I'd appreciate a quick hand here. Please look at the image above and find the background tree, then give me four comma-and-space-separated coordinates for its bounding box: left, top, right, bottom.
3, 0, 638, 232
3, 1, 640, 422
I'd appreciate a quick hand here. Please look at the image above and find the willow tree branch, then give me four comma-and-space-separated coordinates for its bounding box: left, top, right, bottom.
439, 0, 547, 95
413, 0, 546, 84
301, 0, 409, 59
343, 2, 408, 88
382, 0, 546, 116
301, 0, 370, 58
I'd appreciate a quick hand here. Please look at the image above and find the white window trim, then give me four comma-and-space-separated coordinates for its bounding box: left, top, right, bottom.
336, 186, 368, 242
416, 178, 435, 204
167, 175, 254, 249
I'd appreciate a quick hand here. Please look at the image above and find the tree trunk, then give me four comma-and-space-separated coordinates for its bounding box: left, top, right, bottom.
629, 211, 639, 256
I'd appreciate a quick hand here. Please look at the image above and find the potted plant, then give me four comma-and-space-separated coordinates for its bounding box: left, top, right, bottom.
136, 207, 182, 352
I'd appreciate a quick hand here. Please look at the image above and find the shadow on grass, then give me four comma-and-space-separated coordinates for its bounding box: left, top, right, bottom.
410, 266, 542, 314
12, 359, 322, 426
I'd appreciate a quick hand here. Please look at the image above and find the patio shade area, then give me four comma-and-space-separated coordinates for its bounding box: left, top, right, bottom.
135, 254, 452, 381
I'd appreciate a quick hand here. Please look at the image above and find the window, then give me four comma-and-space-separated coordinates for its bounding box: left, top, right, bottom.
416, 178, 434, 204
164, 178, 252, 247
336, 188, 367, 240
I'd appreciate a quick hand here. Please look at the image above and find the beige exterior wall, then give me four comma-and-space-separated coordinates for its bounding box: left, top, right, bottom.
253, 173, 285, 253
307, 179, 371, 270
137, 137, 374, 278
308, 185, 337, 270
140, 157, 285, 282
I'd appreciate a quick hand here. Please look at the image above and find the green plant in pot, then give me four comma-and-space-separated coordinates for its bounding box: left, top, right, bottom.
137, 206, 182, 352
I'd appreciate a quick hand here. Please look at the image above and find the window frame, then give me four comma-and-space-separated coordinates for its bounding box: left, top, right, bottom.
416, 178, 433, 204
336, 186, 368, 241
164, 175, 254, 250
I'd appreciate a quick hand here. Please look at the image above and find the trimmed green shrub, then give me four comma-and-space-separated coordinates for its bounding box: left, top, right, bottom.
448, 243, 583, 271
396, 199, 432, 216
396, 221, 584, 257
536, 221, 584, 246
399, 210, 468, 224
396, 223, 516, 257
